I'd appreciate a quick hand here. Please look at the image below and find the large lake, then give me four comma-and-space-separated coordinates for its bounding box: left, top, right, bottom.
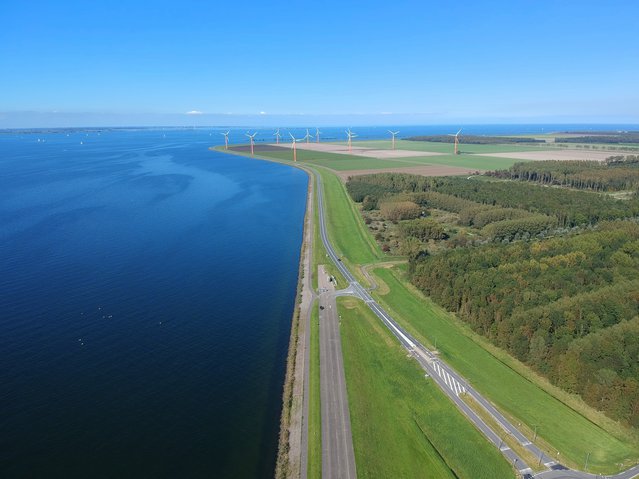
0, 129, 308, 478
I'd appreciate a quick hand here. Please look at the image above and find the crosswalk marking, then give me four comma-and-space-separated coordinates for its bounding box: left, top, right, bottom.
433, 362, 466, 396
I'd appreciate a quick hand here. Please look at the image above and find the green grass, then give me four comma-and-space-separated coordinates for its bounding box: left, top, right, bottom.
370, 266, 639, 473
307, 303, 321, 479
310, 177, 347, 289
316, 168, 381, 265
338, 297, 514, 479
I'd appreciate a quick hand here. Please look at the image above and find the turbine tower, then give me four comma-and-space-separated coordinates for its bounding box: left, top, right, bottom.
346, 128, 357, 153
388, 130, 400, 150
315, 128, 322, 143
451, 128, 462, 155
303, 128, 312, 144
289, 132, 302, 162
274, 128, 282, 145
221, 130, 230, 150
245, 131, 257, 156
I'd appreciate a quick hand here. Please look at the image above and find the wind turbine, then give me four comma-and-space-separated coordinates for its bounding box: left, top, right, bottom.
388, 130, 400, 150
315, 128, 322, 143
274, 128, 282, 144
220, 130, 230, 150
289, 132, 302, 162
303, 128, 313, 144
346, 128, 357, 153
245, 131, 257, 156
450, 128, 462, 155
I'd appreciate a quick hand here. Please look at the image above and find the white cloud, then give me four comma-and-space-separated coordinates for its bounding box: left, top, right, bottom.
186, 110, 204, 115
260, 111, 267, 115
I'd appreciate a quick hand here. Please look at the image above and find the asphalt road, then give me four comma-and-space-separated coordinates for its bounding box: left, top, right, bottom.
318, 266, 357, 479
312, 169, 639, 479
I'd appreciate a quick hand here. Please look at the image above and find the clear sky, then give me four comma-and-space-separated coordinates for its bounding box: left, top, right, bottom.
2, 0, 639, 127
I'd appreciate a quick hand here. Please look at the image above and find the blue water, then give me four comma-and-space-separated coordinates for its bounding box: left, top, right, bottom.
0, 130, 308, 478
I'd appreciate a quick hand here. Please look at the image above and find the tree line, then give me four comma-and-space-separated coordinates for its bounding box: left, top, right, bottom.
346, 173, 639, 229
554, 132, 639, 144
409, 221, 639, 426
488, 159, 639, 191
405, 135, 544, 144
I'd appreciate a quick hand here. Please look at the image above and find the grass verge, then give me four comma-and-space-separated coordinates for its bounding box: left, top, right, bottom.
461, 394, 545, 473
338, 296, 514, 479
370, 266, 639, 473
316, 168, 381, 266
307, 303, 321, 479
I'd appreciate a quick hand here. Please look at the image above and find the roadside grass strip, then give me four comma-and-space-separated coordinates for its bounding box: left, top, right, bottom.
370, 266, 639, 474
307, 305, 321, 479
338, 297, 514, 479
460, 394, 546, 473
316, 169, 382, 266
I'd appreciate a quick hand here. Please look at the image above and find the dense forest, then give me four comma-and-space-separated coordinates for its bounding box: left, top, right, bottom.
410, 222, 639, 426
488, 158, 639, 191
347, 173, 639, 229
404, 135, 544, 144
554, 131, 639, 144
346, 172, 639, 426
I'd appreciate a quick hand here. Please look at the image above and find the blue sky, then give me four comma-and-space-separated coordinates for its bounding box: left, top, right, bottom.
2, 0, 638, 127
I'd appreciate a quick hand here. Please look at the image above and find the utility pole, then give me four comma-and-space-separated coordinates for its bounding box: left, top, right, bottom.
584, 451, 591, 472
533, 424, 538, 442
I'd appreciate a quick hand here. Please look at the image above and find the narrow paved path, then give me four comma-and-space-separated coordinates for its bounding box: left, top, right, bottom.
318, 266, 357, 479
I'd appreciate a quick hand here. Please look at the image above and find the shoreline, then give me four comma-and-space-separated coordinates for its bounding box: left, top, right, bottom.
211, 146, 314, 479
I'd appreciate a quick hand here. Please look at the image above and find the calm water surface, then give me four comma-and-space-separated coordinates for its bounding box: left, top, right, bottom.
0, 129, 308, 478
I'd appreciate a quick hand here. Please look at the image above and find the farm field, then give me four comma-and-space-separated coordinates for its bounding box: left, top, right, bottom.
338, 297, 514, 479
227, 141, 534, 174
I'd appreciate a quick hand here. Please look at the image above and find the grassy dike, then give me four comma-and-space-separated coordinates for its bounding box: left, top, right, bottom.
338, 296, 514, 478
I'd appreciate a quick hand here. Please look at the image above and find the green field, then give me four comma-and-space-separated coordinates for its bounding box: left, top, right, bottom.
339, 297, 514, 479
371, 266, 639, 473
311, 180, 346, 289
316, 169, 381, 265
307, 304, 321, 479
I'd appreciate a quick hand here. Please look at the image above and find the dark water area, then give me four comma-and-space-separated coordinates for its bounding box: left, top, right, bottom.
0, 130, 308, 478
